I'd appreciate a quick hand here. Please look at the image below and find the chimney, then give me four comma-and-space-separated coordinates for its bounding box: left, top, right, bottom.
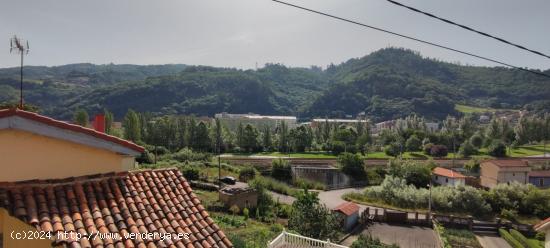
93, 114, 105, 133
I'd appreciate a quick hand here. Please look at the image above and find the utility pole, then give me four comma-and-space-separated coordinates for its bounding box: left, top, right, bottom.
10, 35, 30, 109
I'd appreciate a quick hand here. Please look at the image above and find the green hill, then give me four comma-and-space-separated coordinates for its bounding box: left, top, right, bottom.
1, 48, 549, 120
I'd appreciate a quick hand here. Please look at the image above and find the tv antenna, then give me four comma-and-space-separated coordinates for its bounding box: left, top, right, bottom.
10, 35, 30, 109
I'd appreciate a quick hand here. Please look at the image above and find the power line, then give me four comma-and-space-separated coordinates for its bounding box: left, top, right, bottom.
385, 0, 550, 60
271, 0, 550, 79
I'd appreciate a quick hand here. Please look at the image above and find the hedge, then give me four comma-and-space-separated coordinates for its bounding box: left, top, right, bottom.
510, 229, 543, 248
499, 229, 524, 248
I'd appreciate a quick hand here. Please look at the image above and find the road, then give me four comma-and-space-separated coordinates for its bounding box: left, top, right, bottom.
476, 234, 512, 248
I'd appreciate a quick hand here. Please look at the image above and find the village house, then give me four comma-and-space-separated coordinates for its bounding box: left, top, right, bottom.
432, 167, 466, 186
535, 218, 550, 248
0, 108, 232, 248
332, 202, 360, 231
219, 186, 258, 210
480, 160, 531, 189
529, 170, 550, 189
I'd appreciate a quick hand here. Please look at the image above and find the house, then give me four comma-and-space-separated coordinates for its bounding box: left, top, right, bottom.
0, 108, 144, 182
534, 217, 550, 248
480, 160, 531, 188
0, 108, 232, 247
219, 186, 258, 210
332, 202, 360, 231
432, 167, 466, 186
529, 170, 550, 189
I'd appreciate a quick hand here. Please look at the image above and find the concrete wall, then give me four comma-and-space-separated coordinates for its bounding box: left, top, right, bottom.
219, 190, 258, 210
1, 208, 53, 248
292, 166, 352, 189
500, 171, 529, 184
0, 129, 135, 182
433, 175, 465, 186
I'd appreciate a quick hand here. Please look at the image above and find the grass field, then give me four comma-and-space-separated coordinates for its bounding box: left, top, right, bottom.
454, 104, 518, 114
225, 144, 549, 159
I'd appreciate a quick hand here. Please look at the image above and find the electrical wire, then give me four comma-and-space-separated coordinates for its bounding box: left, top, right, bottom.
385, 0, 550, 60
271, 0, 550, 79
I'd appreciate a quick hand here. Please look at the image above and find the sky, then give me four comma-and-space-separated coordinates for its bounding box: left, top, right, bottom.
1, 0, 549, 70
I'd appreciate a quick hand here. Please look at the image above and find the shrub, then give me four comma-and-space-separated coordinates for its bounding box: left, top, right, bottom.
510, 229, 543, 248
499, 229, 524, 248
271, 158, 291, 181
423, 143, 434, 155
463, 158, 481, 173
276, 204, 292, 218
488, 140, 507, 157
384, 142, 402, 157
293, 178, 326, 190
430, 144, 448, 157
459, 141, 477, 157
337, 152, 366, 180
242, 208, 249, 220
500, 209, 518, 222
250, 177, 295, 196
172, 147, 211, 162
181, 167, 200, 181
406, 135, 422, 152
330, 141, 346, 155
238, 167, 257, 182
470, 134, 484, 148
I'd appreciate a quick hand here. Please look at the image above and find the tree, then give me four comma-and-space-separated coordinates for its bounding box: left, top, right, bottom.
241, 124, 259, 152
278, 121, 289, 152
459, 140, 477, 157
288, 190, 340, 240
488, 140, 507, 157
213, 118, 224, 153
271, 158, 291, 181
104, 108, 114, 134
123, 109, 141, 142
290, 125, 313, 152
193, 122, 211, 151
73, 108, 89, 127
384, 142, 402, 157
337, 152, 366, 180
429, 144, 448, 157
405, 135, 421, 151
261, 125, 272, 151
469, 133, 483, 149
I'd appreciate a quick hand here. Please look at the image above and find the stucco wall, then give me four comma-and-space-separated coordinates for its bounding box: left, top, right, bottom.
0, 129, 135, 182
500, 171, 529, 184
1, 208, 52, 248
433, 175, 465, 186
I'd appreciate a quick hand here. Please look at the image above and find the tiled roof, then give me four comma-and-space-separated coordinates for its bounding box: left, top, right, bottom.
432, 167, 465, 179
332, 202, 359, 216
482, 159, 529, 168
534, 217, 550, 231
0, 168, 232, 248
0, 108, 144, 153
529, 170, 550, 177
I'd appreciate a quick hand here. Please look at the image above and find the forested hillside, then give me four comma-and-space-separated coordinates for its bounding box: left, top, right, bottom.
1, 48, 549, 120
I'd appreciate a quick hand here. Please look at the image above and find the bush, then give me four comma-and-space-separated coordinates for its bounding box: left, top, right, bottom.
172, 147, 211, 162
430, 144, 448, 157
470, 134, 484, 148
293, 178, 326, 190
276, 204, 292, 218
337, 152, 366, 180
463, 158, 480, 173
510, 229, 543, 248
459, 141, 477, 157
384, 142, 402, 157
238, 167, 257, 182
488, 140, 507, 157
182, 167, 200, 181
250, 176, 295, 196
242, 208, 249, 220
500, 209, 518, 222
406, 135, 422, 152
331, 141, 346, 155
271, 158, 292, 181
499, 229, 524, 248
423, 143, 434, 155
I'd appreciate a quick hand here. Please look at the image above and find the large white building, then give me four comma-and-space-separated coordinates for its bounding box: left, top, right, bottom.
310, 118, 368, 128
215, 112, 297, 130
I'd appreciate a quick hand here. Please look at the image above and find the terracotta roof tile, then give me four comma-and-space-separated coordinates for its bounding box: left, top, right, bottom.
534, 217, 550, 231
332, 202, 359, 216
482, 159, 529, 168
432, 167, 466, 179
0, 169, 231, 248
529, 170, 550, 177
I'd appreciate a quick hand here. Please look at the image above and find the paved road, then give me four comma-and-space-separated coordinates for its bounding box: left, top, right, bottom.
475, 234, 512, 248
341, 223, 440, 248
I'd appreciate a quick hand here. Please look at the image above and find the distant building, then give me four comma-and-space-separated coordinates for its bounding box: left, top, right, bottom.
480, 160, 531, 188
215, 112, 297, 130
373, 120, 397, 133
310, 118, 368, 128
332, 202, 360, 231
479, 115, 491, 123
425, 122, 439, 132
529, 170, 550, 189
432, 167, 466, 186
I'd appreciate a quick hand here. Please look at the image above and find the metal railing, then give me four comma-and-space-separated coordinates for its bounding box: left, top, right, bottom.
268, 231, 348, 248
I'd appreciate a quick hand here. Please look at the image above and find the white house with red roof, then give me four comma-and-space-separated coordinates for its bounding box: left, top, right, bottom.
432, 167, 466, 186
332, 202, 360, 231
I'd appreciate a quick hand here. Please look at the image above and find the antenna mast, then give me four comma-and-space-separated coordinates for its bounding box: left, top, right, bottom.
10, 35, 30, 109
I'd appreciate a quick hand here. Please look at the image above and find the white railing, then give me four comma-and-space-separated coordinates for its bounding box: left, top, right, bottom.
268, 231, 349, 248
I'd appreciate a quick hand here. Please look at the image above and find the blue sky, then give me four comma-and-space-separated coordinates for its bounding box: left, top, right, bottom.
1, 0, 549, 70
